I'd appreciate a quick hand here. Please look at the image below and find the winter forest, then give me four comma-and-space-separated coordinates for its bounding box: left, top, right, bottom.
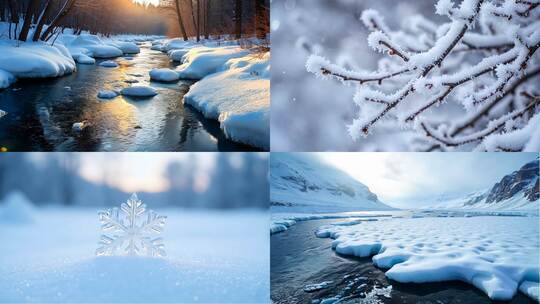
0, 153, 269, 208
0, 0, 270, 151
0, 0, 269, 41
272, 0, 540, 152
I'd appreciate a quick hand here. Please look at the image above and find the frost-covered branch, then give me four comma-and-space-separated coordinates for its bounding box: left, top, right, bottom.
306, 0, 540, 151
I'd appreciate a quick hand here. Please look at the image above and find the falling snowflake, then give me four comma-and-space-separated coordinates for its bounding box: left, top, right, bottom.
96, 193, 167, 257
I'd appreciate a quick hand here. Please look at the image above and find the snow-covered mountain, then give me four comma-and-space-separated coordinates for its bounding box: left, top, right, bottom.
270, 153, 394, 212
427, 159, 539, 211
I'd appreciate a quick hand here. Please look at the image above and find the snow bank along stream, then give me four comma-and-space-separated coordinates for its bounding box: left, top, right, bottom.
0, 34, 260, 151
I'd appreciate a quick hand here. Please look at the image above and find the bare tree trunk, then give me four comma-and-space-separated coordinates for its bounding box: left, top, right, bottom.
18, 0, 40, 41
174, 0, 188, 40
40, 0, 78, 41
235, 0, 242, 40
32, 0, 53, 41
204, 0, 209, 39
196, 0, 200, 42
187, 0, 196, 38
255, 0, 266, 39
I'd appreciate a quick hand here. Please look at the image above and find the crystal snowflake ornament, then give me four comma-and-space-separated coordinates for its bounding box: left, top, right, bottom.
96, 193, 167, 257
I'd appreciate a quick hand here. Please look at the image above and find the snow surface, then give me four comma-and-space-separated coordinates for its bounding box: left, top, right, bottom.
149, 68, 180, 82
0, 207, 269, 302
315, 216, 539, 301
120, 86, 158, 98
183, 52, 270, 150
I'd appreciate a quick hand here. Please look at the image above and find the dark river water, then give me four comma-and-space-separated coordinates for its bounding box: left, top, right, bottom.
271, 218, 535, 304
0, 43, 258, 151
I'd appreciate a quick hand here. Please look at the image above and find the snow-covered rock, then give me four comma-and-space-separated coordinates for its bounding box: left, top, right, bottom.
425, 159, 539, 211
183, 52, 270, 149
97, 90, 118, 99
72, 122, 86, 131
149, 68, 179, 82
270, 153, 394, 212
0, 41, 76, 79
73, 53, 96, 65
176, 46, 250, 79
0, 69, 16, 89
316, 216, 539, 301
99, 60, 118, 68
121, 86, 158, 98
0, 191, 35, 223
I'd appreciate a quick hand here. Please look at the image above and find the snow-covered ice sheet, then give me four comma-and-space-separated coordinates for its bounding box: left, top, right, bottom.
184, 52, 270, 149
0, 207, 269, 302
315, 216, 539, 301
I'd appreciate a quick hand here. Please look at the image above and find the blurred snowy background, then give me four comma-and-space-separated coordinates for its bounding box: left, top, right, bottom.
0, 152, 268, 209
0, 153, 269, 302
271, 0, 441, 151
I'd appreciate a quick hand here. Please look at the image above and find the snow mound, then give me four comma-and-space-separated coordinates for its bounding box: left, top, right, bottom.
176, 46, 250, 79
0, 109, 6, 118
184, 52, 270, 149
316, 216, 539, 301
0, 191, 35, 223
97, 90, 118, 99
0, 41, 76, 79
72, 122, 86, 131
121, 86, 158, 98
0, 69, 16, 88
106, 41, 140, 54
149, 68, 179, 82
99, 60, 118, 68
73, 54, 95, 65
0, 256, 265, 303
161, 38, 194, 52
169, 49, 191, 62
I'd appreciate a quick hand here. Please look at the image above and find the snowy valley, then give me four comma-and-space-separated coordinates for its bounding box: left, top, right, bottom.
270, 153, 540, 303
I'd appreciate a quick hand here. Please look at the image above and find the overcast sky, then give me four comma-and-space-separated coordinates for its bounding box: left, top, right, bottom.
319, 153, 538, 209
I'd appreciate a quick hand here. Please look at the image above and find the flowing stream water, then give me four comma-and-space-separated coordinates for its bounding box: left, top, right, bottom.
0, 43, 258, 151
271, 217, 535, 304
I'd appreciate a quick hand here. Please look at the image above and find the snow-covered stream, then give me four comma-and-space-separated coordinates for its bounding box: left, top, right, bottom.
0, 43, 258, 151
271, 213, 539, 303
0, 207, 269, 302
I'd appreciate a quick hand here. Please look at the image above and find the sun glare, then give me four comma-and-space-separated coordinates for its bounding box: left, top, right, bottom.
132, 0, 160, 7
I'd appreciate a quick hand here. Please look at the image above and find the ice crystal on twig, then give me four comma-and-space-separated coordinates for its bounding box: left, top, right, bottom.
96, 193, 167, 257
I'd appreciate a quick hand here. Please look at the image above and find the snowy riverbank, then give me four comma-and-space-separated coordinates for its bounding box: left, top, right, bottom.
0, 22, 163, 90
151, 38, 270, 150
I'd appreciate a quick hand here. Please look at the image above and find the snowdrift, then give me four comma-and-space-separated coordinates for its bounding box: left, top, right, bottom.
175, 46, 250, 80
0, 40, 75, 80
184, 52, 270, 149
0, 256, 265, 303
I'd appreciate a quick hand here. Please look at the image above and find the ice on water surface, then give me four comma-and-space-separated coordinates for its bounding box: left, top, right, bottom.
96, 193, 166, 257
